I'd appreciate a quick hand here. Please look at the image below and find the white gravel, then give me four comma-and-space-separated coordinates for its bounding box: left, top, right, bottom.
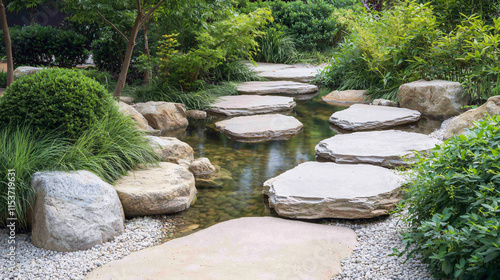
330, 210, 433, 280
429, 117, 454, 141
1, 216, 169, 280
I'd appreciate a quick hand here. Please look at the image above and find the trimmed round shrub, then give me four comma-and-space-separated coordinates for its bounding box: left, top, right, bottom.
400, 115, 500, 279
0, 68, 111, 139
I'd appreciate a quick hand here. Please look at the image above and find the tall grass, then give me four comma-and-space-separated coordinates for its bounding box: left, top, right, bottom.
255, 27, 298, 64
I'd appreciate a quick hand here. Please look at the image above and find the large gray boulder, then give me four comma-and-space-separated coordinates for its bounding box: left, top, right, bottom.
329, 104, 421, 131
443, 95, 500, 139
215, 114, 303, 143
13, 66, 44, 78
114, 162, 196, 217
237, 81, 318, 100
85, 217, 356, 280
316, 130, 441, 167
398, 80, 468, 117
145, 136, 194, 168
29, 171, 125, 252
263, 162, 403, 219
207, 95, 296, 116
133, 101, 188, 130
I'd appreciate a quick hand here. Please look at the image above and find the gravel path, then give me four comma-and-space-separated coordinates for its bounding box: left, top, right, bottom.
330, 210, 433, 280
1, 216, 172, 280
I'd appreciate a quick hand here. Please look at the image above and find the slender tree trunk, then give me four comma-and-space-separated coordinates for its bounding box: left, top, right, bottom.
143, 21, 152, 84
0, 0, 14, 86
113, 16, 142, 98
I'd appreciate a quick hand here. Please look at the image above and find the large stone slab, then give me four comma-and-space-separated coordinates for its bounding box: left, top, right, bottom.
145, 136, 194, 168
245, 62, 294, 73
322, 90, 369, 107
207, 95, 296, 116
29, 171, 125, 252
443, 95, 500, 140
316, 130, 441, 167
133, 101, 188, 130
237, 81, 318, 100
114, 162, 196, 217
85, 217, 356, 280
398, 80, 469, 117
215, 114, 303, 143
263, 162, 403, 219
329, 104, 421, 131
260, 66, 323, 83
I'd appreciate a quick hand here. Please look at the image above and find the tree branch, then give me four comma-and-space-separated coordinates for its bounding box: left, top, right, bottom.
96, 10, 129, 42
140, 0, 165, 26
136, 0, 142, 15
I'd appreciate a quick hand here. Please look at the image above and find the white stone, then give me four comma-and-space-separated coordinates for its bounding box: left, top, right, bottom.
316, 130, 442, 167
29, 171, 125, 252
237, 81, 318, 100
371, 99, 397, 107
263, 162, 403, 219
114, 162, 196, 217
329, 104, 421, 131
259, 65, 324, 83
207, 95, 296, 116
215, 114, 303, 143
245, 62, 294, 73
13, 66, 44, 78
84, 217, 357, 280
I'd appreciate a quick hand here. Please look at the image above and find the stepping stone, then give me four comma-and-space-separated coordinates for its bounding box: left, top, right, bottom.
322, 90, 369, 107
237, 81, 318, 101
215, 114, 303, 143
263, 162, 403, 219
329, 104, 421, 131
84, 217, 356, 280
315, 130, 442, 167
245, 62, 294, 73
114, 162, 196, 217
260, 66, 323, 83
207, 95, 296, 116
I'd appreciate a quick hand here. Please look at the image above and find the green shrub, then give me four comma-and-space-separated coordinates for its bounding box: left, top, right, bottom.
209, 60, 263, 83
254, 25, 298, 64
0, 68, 111, 139
398, 115, 500, 279
0, 71, 6, 88
0, 25, 88, 67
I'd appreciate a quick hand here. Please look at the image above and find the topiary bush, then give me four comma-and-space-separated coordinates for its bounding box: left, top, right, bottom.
0, 68, 111, 139
399, 115, 500, 280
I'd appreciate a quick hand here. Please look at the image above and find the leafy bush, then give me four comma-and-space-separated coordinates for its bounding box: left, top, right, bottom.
209, 60, 262, 83
0, 25, 88, 67
254, 25, 298, 64
399, 115, 500, 279
0, 71, 6, 88
0, 68, 111, 139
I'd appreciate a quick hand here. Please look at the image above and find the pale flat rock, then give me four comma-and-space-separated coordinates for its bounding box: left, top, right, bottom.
114, 162, 196, 217
237, 81, 318, 100
207, 95, 296, 116
316, 130, 441, 167
85, 217, 356, 280
145, 136, 194, 168
244, 62, 294, 73
13, 66, 45, 78
119, 96, 134, 104
186, 109, 207, 119
215, 114, 303, 143
322, 90, 369, 107
260, 66, 323, 83
133, 101, 188, 130
398, 80, 469, 117
263, 162, 403, 219
372, 99, 397, 107
30, 171, 125, 252
117, 101, 149, 130
329, 104, 421, 131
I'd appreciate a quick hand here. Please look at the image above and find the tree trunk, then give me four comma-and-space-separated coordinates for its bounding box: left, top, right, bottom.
143, 21, 152, 84
0, 0, 14, 86
113, 16, 142, 98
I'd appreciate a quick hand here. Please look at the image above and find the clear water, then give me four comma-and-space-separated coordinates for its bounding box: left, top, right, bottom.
163, 97, 441, 238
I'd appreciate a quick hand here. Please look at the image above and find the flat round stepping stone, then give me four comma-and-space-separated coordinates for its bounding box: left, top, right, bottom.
207, 95, 296, 116
329, 104, 421, 131
85, 217, 356, 280
114, 162, 196, 217
316, 130, 442, 167
260, 66, 323, 83
245, 62, 294, 73
263, 162, 403, 219
322, 90, 369, 107
237, 81, 318, 100
215, 114, 303, 143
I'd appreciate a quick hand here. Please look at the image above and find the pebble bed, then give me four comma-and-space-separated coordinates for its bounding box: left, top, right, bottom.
1, 216, 171, 280
331, 210, 433, 280
429, 117, 453, 141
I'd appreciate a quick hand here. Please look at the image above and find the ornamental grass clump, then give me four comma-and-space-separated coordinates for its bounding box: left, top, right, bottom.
399, 115, 500, 279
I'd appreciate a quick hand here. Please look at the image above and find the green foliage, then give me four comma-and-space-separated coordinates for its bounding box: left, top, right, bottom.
399, 115, 500, 279
0, 68, 111, 139
209, 60, 263, 83
0, 25, 88, 67
0, 71, 7, 88
254, 25, 298, 64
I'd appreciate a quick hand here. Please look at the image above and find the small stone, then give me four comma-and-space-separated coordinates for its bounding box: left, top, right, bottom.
189, 158, 216, 179
186, 110, 207, 119
371, 99, 397, 107
119, 96, 135, 105
322, 90, 369, 107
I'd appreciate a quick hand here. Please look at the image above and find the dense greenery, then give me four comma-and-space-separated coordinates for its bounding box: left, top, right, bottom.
399, 116, 500, 279
319, 0, 500, 104
0, 25, 88, 67
0, 68, 110, 139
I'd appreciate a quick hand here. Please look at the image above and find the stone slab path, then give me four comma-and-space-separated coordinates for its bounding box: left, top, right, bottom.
246, 62, 324, 83
263, 162, 403, 219
215, 114, 303, 143
237, 81, 318, 100
85, 217, 357, 280
329, 104, 421, 131
322, 90, 370, 107
316, 130, 442, 167
207, 95, 296, 116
